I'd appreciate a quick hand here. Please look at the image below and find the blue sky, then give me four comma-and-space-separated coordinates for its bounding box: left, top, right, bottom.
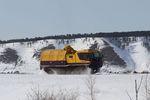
0, 0, 150, 40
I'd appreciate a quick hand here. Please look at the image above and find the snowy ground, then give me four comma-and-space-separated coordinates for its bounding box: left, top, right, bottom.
0, 73, 148, 100
0, 37, 150, 74
0, 37, 150, 100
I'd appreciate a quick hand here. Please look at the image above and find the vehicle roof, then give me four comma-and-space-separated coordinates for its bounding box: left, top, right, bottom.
41, 49, 99, 54
77, 49, 98, 53
41, 49, 66, 54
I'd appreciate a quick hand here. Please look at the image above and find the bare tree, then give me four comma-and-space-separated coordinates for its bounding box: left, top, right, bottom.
26, 87, 79, 100
126, 76, 143, 100
126, 90, 133, 100
135, 77, 143, 100
85, 75, 97, 100
145, 74, 150, 100
26, 87, 50, 100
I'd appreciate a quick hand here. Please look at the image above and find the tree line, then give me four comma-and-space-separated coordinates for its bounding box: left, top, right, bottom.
0, 31, 150, 44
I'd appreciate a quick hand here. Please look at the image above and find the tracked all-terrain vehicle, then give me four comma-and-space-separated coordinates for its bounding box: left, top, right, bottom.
40, 45, 103, 74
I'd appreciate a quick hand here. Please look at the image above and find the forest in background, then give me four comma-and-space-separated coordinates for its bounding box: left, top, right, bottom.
0, 31, 150, 44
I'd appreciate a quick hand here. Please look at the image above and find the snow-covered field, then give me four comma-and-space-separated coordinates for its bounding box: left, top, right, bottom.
0, 37, 150, 100
0, 73, 147, 100
0, 37, 150, 74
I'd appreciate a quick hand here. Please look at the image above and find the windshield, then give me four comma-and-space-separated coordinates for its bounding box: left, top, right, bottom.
94, 52, 100, 58
77, 53, 93, 60
78, 52, 102, 60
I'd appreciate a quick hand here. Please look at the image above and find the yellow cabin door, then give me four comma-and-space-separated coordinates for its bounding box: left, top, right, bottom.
66, 53, 76, 64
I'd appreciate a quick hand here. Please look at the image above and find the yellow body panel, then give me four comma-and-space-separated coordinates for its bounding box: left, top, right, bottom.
40, 50, 66, 61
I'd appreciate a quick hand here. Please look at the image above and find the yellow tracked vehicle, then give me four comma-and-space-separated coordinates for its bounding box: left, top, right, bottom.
40, 45, 103, 74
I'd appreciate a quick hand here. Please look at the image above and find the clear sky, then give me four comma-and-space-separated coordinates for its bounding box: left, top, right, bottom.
0, 0, 150, 40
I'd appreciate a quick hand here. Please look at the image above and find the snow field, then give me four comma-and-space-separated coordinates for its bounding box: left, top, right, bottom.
0, 74, 147, 100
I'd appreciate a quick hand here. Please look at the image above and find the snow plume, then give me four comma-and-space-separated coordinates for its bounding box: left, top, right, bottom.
106, 37, 150, 73
130, 41, 150, 72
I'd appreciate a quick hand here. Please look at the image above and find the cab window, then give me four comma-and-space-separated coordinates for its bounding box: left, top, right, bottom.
77, 53, 93, 60
94, 52, 100, 58
94, 52, 103, 58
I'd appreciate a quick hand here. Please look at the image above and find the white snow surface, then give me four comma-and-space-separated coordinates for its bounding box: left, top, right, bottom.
0, 74, 147, 100
0, 37, 150, 100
